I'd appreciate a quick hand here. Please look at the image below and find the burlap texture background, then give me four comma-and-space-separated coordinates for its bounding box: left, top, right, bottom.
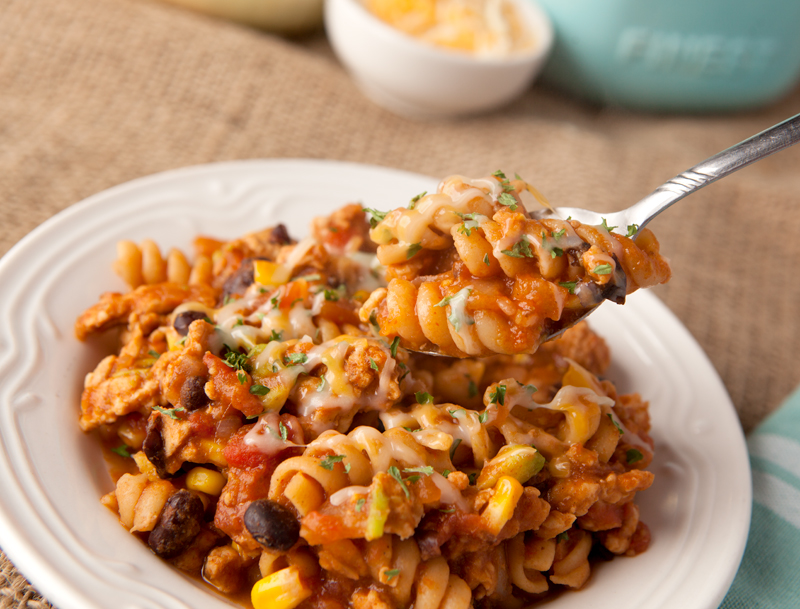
1, 0, 798, 605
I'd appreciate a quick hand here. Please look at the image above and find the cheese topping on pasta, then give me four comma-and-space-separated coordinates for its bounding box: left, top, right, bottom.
76, 189, 659, 609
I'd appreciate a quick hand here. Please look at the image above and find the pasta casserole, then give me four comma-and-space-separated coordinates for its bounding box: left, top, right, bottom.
75, 174, 665, 609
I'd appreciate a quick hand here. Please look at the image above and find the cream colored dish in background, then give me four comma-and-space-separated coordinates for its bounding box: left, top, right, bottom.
325, 0, 553, 118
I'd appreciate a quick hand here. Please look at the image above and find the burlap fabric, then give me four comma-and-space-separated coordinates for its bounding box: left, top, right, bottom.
1, 0, 799, 605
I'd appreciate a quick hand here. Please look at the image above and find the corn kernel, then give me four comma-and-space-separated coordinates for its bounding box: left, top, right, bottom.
480, 475, 523, 536
199, 439, 228, 468
185, 467, 226, 496
254, 260, 290, 287
251, 566, 311, 609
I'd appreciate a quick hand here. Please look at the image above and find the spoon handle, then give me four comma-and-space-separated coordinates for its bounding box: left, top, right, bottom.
627, 112, 800, 231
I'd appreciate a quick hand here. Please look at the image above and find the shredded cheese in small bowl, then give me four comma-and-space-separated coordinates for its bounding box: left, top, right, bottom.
364, 0, 535, 57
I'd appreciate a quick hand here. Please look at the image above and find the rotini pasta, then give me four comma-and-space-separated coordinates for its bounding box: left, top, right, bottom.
360, 172, 671, 357
76, 177, 660, 609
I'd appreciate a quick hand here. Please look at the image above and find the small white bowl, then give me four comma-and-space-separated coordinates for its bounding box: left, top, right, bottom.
325, 0, 554, 119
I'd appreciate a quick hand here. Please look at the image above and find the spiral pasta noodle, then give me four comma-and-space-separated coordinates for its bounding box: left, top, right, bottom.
360, 172, 671, 357
76, 178, 661, 609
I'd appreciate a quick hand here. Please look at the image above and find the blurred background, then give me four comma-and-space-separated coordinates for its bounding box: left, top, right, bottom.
0, 0, 798, 606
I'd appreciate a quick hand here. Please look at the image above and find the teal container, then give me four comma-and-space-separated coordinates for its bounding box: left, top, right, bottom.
534, 0, 800, 112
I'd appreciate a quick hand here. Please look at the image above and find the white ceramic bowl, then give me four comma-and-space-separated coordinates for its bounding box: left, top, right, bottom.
325, 0, 554, 119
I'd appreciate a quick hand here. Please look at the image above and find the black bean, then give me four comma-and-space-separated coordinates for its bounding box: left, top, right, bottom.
269, 223, 292, 245
221, 259, 256, 300
148, 490, 204, 558
174, 310, 209, 336
181, 376, 209, 411
244, 499, 300, 551
143, 414, 170, 479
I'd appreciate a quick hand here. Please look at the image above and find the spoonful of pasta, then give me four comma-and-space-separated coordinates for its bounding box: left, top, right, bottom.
360, 113, 800, 358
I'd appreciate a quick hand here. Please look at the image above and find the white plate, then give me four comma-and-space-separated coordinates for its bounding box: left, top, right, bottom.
0, 160, 750, 609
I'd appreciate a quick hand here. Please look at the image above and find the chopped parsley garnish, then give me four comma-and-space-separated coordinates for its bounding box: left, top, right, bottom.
250, 383, 270, 396
552, 228, 566, 240
237, 372, 247, 385
497, 192, 519, 211
369, 358, 379, 372
626, 223, 640, 237
285, 352, 309, 366
626, 448, 644, 464
317, 377, 327, 392
478, 411, 488, 424
524, 383, 538, 394
449, 438, 462, 461
467, 472, 478, 485
319, 454, 346, 470
388, 465, 410, 498
385, 569, 401, 582
270, 296, 279, 307
148, 349, 160, 359
599, 218, 618, 232
390, 336, 400, 358
279, 421, 288, 442
557, 531, 570, 543
269, 329, 283, 342
492, 170, 516, 193
434, 287, 473, 332
593, 264, 613, 275
406, 242, 423, 259
501, 235, 534, 258
355, 497, 366, 512
455, 212, 482, 236
415, 391, 434, 404
363, 207, 389, 228
607, 413, 624, 434
404, 465, 434, 476
111, 445, 130, 458
320, 287, 342, 301
466, 376, 477, 398
439, 508, 456, 514
489, 384, 506, 406
483, 253, 490, 266
448, 408, 465, 419
224, 350, 252, 372
369, 309, 380, 332
408, 191, 426, 209
233, 318, 244, 327
153, 405, 186, 420
559, 281, 578, 294
442, 469, 452, 478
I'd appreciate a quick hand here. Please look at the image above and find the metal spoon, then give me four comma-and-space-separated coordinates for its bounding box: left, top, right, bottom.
415, 112, 800, 356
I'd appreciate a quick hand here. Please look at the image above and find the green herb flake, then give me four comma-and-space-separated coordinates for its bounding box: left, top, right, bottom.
501, 236, 534, 258
478, 410, 488, 424
385, 569, 401, 582
467, 472, 478, 485
439, 508, 456, 514
148, 349, 160, 359
369, 309, 380, 332
559, 281, 578, 294
552, 229, 566, 240
406, 242, 423, 259
442, 469, 452, 478
388, 465, 410, 498
449, 438, 462, 461
390, 336, 400, 359
250, 383, 270, 396
626, 223, 640, 237
319, 454, 346, 471
317, 377, 327, 393
153, 405, 186, 420
233, 318, 244, 327
369, 357, 379, 372
466, 376, 477, 398
224, 350, 252, 372
599, 218, 618, 232
607, 413, 624, 434
489, 384, 506, 406
363, 207, 389, 228
497, 192, 519, 211
626, 448, 644, 464
483, 253, 490, 266
557, 531, 570, 543
415, 391, 434, 405
237, 372, 247, 385
403, 465, 434, 476
286, 352, 309, 366
593, 264, 613, 275
111, 445, 130, 458
279, 421, 288, 442
355, 497, 366, 512
408, 191, 427, 209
